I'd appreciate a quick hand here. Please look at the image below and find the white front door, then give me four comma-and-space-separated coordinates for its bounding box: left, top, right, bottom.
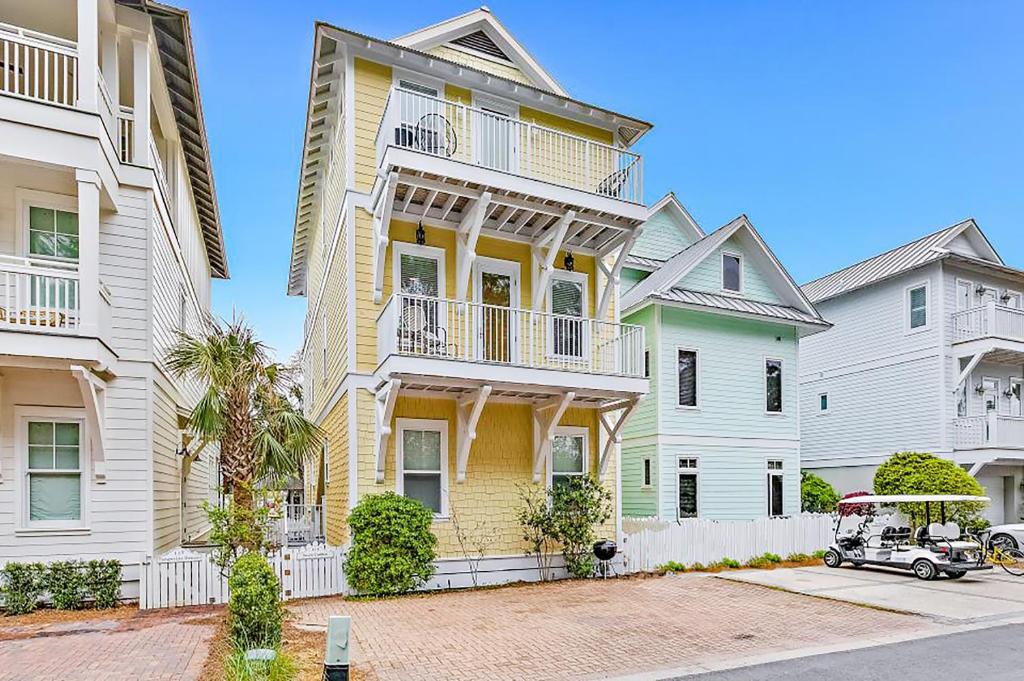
1011, 377, 1023, 417
980, 286, 999, 305
473, 95, 517, 173
983, 377, 1002, 415
474, 258, 520, 363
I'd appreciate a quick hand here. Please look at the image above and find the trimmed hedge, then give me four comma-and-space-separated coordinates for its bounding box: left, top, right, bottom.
0, 560, 122, 615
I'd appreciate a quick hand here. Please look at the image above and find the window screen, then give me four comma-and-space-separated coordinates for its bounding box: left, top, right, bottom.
678, 350, 697, 407
551, 278, 584, 358
766, 359, 783, 413
722, 254, 741, 292
401, 428, 442, 514
909, 286, 927, 329
27, 421, 81, 522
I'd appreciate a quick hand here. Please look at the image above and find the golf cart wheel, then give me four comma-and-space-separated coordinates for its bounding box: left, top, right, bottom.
946, 570, 966, 580
999, 547, 1024, 577
991, 534, 1019, 551
823, 549, 843, 568
912, 559, 937, 580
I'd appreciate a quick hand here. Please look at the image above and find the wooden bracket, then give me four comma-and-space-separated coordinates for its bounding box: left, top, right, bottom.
531, 210, 575, 310
71, 365, 107, 483
596, 228, 642, 319
455, 385, 491, 482
372, 172, 398, 304
532, 391, 575, 482
374, 378, 401, 482
598, 398, 639, 477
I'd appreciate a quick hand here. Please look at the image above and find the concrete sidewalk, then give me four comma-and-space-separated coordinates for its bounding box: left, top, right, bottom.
719, 565, 1024, 623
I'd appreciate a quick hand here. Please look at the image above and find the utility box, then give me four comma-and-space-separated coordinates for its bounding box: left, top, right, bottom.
323, 615, 351, 681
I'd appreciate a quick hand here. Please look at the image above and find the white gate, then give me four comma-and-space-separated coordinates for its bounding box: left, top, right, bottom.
139, 544, 345, 610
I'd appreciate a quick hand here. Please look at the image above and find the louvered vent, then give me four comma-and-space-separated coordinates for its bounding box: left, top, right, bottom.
450, 31, 511, 61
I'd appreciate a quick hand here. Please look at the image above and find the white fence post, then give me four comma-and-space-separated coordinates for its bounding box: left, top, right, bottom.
620, 514, 835, 574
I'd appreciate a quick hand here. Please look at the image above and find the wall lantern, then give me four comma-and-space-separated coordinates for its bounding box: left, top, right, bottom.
563, 251, 574, 272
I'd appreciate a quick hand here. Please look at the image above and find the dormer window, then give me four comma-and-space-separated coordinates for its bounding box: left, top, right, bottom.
722, 253, 742, 293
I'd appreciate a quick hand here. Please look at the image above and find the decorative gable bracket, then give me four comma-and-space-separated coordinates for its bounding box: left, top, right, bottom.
597, 398, 639, 477
71, 365, 107, 483
374, 378, 401, 482
532, 391, 574, 482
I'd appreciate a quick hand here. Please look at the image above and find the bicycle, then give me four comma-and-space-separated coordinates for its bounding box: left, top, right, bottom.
977, 530, 1024, 576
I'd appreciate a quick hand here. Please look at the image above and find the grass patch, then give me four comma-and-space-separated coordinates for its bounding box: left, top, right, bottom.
655, 553, 823, 575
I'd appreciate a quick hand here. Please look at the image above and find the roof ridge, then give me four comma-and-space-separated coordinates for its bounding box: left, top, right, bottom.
802, 220, 969, 288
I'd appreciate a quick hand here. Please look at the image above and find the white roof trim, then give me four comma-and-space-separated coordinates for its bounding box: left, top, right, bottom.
392, 8, 567, 96
622, 215, 822, 319
646, 192, 705, 241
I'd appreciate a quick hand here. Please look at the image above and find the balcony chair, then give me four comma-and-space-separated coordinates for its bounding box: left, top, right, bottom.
0, 307, 67, 328
397, 304, 457, 358
413, 113, 458, 157
596, 168, 630, 199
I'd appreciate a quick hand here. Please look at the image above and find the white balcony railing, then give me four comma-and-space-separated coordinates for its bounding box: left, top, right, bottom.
954, 414, 1024, 450
0, 255, 80, 333
952, 302, 1024, 343
0, 22, 78, 106
117, 105, 135, 163
378, 293, 645, 378
376, 88, 643, 204
268, 504, 325, 547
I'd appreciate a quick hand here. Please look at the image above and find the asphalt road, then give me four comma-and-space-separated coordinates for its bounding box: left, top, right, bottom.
673, 623, 1024, 680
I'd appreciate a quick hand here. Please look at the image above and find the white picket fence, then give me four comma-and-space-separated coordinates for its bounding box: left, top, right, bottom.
620, 514, 835, 574
139, 544, 345, 610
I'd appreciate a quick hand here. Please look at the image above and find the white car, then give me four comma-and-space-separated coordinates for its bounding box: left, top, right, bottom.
988, 524, 1024, 550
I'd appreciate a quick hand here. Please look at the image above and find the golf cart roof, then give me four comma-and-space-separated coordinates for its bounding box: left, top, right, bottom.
838, 494, 991, 504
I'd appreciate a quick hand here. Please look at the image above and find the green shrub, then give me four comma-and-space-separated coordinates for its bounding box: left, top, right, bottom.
550, 476, 613, 579
785, 552, 813, 563
717, 557, 741, 569
745, 556, 772, 569
690, 562, 706, 571
1, 562, 46, 615
228, 553, 282, 647
657, 560, 687, 573
206, 499, 277, 571
874, 452, 987, 527
762, 552, 782, 564
84, 560, 122, 609
345, 492, 437, 596
46, 561, 86, 610
812, 549, 827, 559
801, 472, 840, 513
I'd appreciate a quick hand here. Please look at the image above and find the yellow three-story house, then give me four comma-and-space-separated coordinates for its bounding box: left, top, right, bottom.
288, 8, 650, 585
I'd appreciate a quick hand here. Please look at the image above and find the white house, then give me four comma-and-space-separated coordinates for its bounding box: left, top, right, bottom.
800, 220, 1024, 524
0, 0, 226, 593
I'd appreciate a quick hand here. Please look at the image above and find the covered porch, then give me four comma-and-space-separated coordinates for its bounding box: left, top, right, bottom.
952, 345, 1024, 451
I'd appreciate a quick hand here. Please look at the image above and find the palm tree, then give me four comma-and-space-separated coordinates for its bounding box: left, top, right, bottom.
165, 318, 322, 514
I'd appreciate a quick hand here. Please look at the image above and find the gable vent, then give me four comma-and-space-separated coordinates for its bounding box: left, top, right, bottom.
450, 31, 511, 62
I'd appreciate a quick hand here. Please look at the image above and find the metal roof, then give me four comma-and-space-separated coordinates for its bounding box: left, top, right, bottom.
117, 0, 228, 278
652, 287, 830, 328
801, 220, 983, 304
624, 254, 665, 270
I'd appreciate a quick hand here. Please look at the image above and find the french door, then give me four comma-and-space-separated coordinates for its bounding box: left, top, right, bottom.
474, 258, 519, 363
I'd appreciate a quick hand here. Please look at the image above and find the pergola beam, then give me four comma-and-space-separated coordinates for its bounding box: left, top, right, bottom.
531, 210, 575, 311
456, 385, 492, 482
372, 172, 399, 304
455, 192, 493, 301
955, 348, 993, 391
598, 398, 638, 477
596, 227, 642, 319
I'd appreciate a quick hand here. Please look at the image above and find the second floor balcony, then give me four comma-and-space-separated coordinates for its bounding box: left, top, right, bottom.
954, 413, 1024, 451
953, 303, 1024, 345
376, 293, 647, 395
373, 88, 646, 231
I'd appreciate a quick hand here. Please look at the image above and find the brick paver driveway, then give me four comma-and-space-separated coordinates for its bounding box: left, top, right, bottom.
0, 606, 217, 681
292, 573, 940, 680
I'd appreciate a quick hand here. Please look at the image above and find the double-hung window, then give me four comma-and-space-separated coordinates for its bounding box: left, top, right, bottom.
29, 206, 79, 261
722, 253, 742, 293
551, 427, 587, 490
765, 358, 783, 413
25, 417, 84, 526
677, 458, 698, 519
677, 349, 698, 408
548, 272, 587, 360
767, 459, 784, 517
394, 243, 446, 356
908, 284, 928, 330
397, 419, 448, 517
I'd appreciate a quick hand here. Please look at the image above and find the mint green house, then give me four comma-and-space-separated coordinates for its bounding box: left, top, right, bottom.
620, 194, 830, 520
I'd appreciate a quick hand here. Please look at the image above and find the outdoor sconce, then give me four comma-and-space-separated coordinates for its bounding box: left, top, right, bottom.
1004, 389, 1015, 398
563, 251, 574, 272
975, 384, 987, 395
1001, 292, 1013, 303
415, 221, 426, 246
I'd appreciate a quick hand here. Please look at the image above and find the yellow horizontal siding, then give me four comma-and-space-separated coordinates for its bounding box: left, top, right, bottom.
322, 392, 350, 545
354, 58, 392, 192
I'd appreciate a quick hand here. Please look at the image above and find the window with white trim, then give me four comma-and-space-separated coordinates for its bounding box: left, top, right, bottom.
1004, 290, 1023, 309
322, 439, 330, 486
818, 393, 829, 413
908, 284, 928, 330
677, 349, 698, 408
394, 242, 447, 353
722, 253, 742, 292
644, 349, 650, 378
956, 280, 973, 312
548, 271, 587, 360
765, 358, 783, 413
28, 206, 79, 261
677, 457, 698, 519
396, 419, 448, 516
767, 459, 784, 517
25, 418, 84, 525
551, 427, 587, 490
641, 457, 652, 488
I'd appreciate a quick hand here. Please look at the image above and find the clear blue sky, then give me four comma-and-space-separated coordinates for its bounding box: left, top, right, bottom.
185, 1, 1024, 359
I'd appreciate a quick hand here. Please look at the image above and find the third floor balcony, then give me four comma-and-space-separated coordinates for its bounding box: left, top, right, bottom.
952, 302, 1024, 347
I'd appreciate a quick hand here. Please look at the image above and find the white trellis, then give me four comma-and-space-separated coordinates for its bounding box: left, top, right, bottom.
139, 544, 346, 610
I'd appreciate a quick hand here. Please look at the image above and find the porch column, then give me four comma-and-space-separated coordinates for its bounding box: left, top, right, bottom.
132, 36, 151, 167
76, 169, 101, 337
99, 21, 119, 114
76, 0, 99, 112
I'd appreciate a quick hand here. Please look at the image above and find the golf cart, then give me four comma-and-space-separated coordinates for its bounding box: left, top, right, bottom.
823, 494, 992, 580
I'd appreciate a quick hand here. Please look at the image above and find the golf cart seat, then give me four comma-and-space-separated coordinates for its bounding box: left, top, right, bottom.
928, 522, 961, 540
880, 525, 912, 549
